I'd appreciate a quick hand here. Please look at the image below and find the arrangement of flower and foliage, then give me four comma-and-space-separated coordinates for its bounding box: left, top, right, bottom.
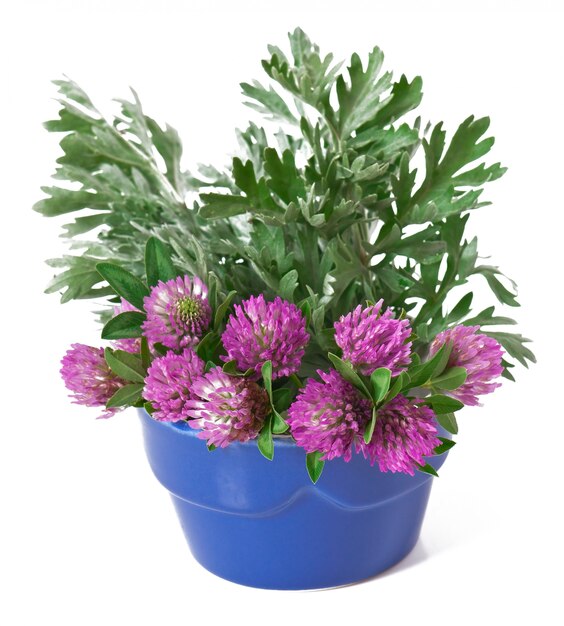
38, 29, 534, 482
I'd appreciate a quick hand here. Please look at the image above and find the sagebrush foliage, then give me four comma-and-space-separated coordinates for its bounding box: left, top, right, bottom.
35, 28, 534, 377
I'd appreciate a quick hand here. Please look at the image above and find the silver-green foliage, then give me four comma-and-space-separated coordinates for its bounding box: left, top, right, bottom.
35, 28, 534, 374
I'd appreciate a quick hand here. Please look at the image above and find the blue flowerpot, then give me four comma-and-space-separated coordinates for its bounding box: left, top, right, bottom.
139, 410, 448, 590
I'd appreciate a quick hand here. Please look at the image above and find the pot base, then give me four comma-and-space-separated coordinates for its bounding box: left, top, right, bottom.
171, 479, 432, 590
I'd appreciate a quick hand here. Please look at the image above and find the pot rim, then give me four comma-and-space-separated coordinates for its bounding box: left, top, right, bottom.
143, 409, 296, 446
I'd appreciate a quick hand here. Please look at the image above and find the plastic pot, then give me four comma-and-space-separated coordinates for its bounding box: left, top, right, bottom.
139, 409, 448, 590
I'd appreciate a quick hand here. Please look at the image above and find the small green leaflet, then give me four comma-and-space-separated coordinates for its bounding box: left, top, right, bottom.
436, 412, 459, 435
425, 394, 464, 414
364, 406, 377, 444
101, 311, 146, 340
327, 353, 370, 398
222, 360, 239, 375
408, 342, 453, 388
434, 437, 456, 455
106, 383, 143, 408
430, 342, 454, 379
214, 290, 237, 330
96, 263, 149, 311
261, 360, 273, 397
417, 463, 439, 477
431, 366, 467, 391
306, 451, 325, 484
257, 413, 274, 460
261, 360, 288, 434
196, 332, 220, 361
279, 269, 299, 301
384, 371, 410, 404
104, 348, 146, 383
272, 410, 289, 434
370, 367, 391, 403
140, 337, 151, 370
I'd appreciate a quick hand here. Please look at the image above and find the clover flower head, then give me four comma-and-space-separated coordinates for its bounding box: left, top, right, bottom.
334, 300, 412, 376
143, 348, 205, 422
185, 367, 270, 447
363, 395, 440, 475
221, 295, 309, 379
430, 325, 504, 406
142, 275, 211, 351
60, 343, 125, 418
287, 369, 372, 461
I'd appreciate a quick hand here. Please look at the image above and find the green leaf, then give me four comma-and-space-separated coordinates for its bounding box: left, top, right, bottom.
337, 47, 389, 137
261, 360, 273, 399
431, 366, 467, 391
279, 270, 299, 301
384, 371, 410, 403
257, 413, 274, 460
298, 299, 312, 325
101, 311, 146, 340
106, 383, 143, 408
146, 120, 183, 192
198, 193, 251, 219
434, 436, 456, 455
430, 342, 453, 378
272, 409, 289, 434
306, 451, 325, 484
104, 348, 146, 383
436, 412, 459, 434
474, 266, 519, 307
458, 237, 478, 279
144, 401, 155, 415
273, 387, 293, 412
222, 359, 238, 375
140, 337, 151, 370
417, 463, 439, 477
264, 149, 306, 203
196, 331, 220, 361
485, 331, 536, 368
222, 359, 253, 377
241, 80, 296, 125
501, 358, 516, 382
462, 306, 517, 327
145, 237, 177, 287
214, 290, 237, 330
369, 367, 391, 403
364, 406, 377, 444
327, 353, 370, 397
96, 263, 149, 311
259, 360, 288, 433
447, 293, 474, 324
373, 75, 423, 126
152, 343, 168, 356
408, 342, 453, 388
425, 394, 464, 414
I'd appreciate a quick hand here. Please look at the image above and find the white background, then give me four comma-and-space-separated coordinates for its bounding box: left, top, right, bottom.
2, 1, 563, 624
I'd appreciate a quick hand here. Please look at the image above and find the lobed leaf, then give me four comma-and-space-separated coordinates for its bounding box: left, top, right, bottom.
145, 237, 177, 287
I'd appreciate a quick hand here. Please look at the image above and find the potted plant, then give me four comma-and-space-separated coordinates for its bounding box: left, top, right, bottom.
36, 29, 534, 590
